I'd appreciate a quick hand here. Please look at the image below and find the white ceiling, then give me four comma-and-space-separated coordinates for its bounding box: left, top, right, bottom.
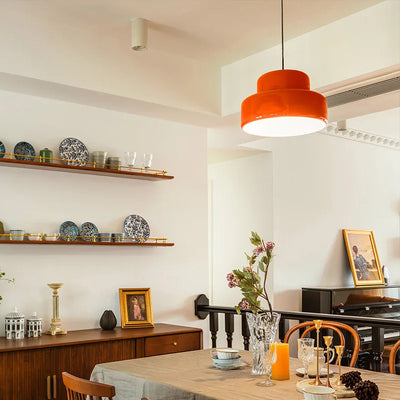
5, 0, 383, 66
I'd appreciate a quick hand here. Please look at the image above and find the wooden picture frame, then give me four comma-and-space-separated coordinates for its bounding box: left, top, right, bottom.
343, 229, 385, 286
119, 288, 154, 328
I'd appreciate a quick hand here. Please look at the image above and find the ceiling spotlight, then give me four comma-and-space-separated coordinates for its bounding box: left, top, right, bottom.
131, 17, 147, 51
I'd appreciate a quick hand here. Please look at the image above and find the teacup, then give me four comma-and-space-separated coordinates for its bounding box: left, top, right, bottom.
302, 386, 337, 400
211, 348, 239, 360
308, 347, 335, 376
45, 233, 59, 241
10, 230, 24, 241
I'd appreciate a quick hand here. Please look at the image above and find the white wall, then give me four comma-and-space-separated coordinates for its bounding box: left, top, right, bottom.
0, 90, 209, 339
208, 153, 273, 347
266, 134, 400, 310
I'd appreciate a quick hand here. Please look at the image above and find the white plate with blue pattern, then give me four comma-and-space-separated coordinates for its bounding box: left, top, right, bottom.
59, 137, 89, 166
14, 141, 36, 161
79, 222, 98, 241
0, 140, 6, 158
59, 221, 79, 241
123, 215, 150, 243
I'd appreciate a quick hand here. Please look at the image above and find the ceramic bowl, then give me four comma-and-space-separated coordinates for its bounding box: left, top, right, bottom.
45, 233, 59, 241
215, 348, 239, 360
29, 233, 41, 241
112, 233, 125, 242
98, 233, 112, 242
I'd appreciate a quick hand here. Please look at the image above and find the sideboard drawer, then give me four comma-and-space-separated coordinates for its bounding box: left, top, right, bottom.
144, 332, 201, 357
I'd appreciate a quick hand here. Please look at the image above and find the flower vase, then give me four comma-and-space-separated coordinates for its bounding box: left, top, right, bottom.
246, 311, 280, 375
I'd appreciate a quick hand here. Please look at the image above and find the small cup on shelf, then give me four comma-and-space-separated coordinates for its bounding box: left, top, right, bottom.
112, 233, 125, 243
9, 230, 24, 241
28, 233, 42, 241
92, 151, 107, 168
107, 157, 122, 170
98, 233, 112, 242
45, 233, 59, 241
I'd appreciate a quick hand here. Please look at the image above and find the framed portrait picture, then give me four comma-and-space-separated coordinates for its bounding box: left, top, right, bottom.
119, 288, 154, 328
343, 229, 385, 286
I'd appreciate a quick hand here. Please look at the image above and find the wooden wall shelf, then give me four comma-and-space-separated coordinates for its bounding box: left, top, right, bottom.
0, 240, 174, 246
0, 157, 174, 181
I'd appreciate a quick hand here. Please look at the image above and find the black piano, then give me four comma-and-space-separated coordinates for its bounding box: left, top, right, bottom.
302, 285, 400, 370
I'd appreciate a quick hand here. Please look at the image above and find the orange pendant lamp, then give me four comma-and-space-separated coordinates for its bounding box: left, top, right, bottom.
241, 0, 327, 137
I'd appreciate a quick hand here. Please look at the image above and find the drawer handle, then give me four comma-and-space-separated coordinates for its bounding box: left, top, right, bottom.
47, 376, 51, 400
53, 375, 57, 398
173, 341, 178, 346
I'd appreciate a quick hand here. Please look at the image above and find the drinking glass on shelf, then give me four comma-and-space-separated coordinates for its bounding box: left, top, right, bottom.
142, 153, 153, 169
124, 152, 136, 169
261, 343, 277, 387
298, 338, 315, 380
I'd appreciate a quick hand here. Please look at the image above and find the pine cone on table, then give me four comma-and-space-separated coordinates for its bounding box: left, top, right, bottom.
353, 380, 379, 400
340, 371, 362, 389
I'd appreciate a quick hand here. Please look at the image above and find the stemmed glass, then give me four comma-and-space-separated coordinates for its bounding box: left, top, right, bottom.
258, 343, 277, 387
298, 338, 315, 380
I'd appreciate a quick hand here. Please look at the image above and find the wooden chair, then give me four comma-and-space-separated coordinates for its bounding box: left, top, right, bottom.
283, 320, 360, 367
389, 339, 400, 374
62, 372, 115, 400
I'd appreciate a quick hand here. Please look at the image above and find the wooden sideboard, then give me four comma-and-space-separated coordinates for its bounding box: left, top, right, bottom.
0, 323, 203, 400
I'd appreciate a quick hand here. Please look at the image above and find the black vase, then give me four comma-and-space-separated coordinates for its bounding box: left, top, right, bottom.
99, 310, 117, 330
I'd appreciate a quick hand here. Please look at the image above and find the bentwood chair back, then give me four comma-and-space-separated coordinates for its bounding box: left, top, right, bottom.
283, 320, 360, 367
389, 339, 400, 374
62, 372, 116, 400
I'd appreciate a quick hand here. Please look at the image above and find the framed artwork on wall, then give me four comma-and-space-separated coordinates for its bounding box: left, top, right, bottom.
119, 288, 154, 328
343, 229, 385, 286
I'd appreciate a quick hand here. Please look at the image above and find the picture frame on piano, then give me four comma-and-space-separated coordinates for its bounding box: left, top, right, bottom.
343, 229, 385, 286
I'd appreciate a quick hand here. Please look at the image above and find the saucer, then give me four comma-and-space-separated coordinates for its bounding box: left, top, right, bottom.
213, 362, 246, 370
296, 367, 332, 377
212, 355, 242, 368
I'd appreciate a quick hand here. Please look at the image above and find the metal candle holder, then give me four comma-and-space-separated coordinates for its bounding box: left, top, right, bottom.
323, 335, 333, 388
312, 320, 324, 386
335, 345, 345, 385
45, 283, 67, 335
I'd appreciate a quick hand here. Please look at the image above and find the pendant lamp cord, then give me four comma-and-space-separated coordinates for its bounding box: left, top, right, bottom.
281, 0, 284, 70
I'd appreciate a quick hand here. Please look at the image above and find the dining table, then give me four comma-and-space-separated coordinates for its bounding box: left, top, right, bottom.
90, 349, 400, 400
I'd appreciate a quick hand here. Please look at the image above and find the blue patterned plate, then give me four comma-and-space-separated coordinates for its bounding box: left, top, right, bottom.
59, 138, 89, 166
59, 221, 79, 241
123, 215, 150, 243
14, 141, 36, 161
79, 222, 98, 242
0, 140, 5, 158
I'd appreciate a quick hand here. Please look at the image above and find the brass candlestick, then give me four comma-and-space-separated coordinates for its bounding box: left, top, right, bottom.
323, 336, 333, 388
312, 320, 324, 386
335, 345, 345, 385
45, 283, 67, 335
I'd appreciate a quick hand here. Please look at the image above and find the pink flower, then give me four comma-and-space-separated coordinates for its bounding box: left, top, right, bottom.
266, 241, 275, 251
226, 272, 235, 282
228, 281, 238, 288
240, 300, 249, 309
252, 244, 265, 256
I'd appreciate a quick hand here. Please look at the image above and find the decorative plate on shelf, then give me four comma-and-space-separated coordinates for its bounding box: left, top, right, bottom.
0, 140, 6, 158
123, 215, 150, 242
59, 221, 79, 241
59, 137, 89, 166
79, 222, 98, 241
14, 141, 36, 161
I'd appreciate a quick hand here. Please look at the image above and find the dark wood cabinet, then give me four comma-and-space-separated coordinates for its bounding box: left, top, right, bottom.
0, 323, 202, 400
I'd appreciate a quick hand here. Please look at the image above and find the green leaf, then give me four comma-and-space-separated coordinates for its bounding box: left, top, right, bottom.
258, 261, 265, 272
249, 231, 261, 246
